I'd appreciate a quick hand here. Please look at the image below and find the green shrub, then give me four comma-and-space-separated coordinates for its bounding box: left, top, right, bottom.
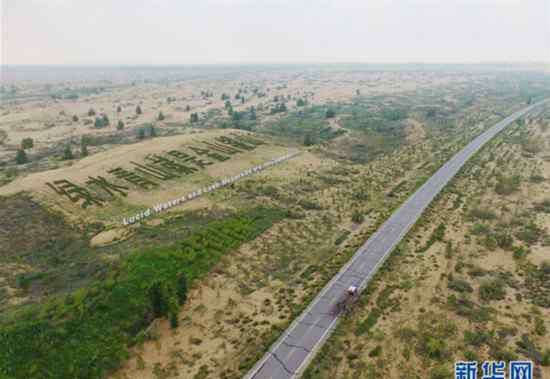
495, 175, 521, 195
464, 330, 490, 346
430, 365, 452, 379
470, 208, 497, 220
448, 279, 473, 293
351, 211, 364, 223
368, 346, 382, 357
479, 279, 506, 302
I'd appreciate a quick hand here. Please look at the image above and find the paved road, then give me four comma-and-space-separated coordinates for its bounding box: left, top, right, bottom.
244, 100, 548, 379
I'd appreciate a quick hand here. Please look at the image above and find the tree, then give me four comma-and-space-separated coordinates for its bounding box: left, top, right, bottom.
356, 89, 361, 96
185, 105, 191, 112
296, 98, 306, 107
136, 105, 142, 115
117, 105, 122, 113
72, 115, 79, 122
63, 145, 74, 160
249, 106, 257, 120
88, 108, 96, 116
325, 109, 336, 119
190, 113, 199, 123
221, 93, 229, 101
224, 100, 232, 109
15, 149, 28, 164
81, 141, 89, 157
137, 128, 145, 140
157, 111, 165, 121
21, 138, 34, 150
149, 125, 157, 137
117, 120, 124, 130
101, 114, 110, 126
303, 133, 317, 146
94, 117, 104, 128
241, 97, 245, 104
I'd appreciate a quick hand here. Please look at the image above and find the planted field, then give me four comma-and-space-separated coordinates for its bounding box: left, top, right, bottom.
0, 207, 286, 379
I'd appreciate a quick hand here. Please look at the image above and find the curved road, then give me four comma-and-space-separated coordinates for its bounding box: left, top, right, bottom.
244, 100, 548, 379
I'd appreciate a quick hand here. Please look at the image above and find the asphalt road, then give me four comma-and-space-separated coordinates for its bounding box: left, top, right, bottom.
243, 100, 548, 379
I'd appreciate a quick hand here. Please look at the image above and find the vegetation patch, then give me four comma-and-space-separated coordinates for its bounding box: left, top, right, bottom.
0, 207, 286, 379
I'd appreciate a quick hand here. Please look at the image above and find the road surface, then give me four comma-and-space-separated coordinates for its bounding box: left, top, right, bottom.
244, 100, 548, 379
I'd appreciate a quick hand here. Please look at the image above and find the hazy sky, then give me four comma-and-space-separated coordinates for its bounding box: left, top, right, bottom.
2, 0, 549, 65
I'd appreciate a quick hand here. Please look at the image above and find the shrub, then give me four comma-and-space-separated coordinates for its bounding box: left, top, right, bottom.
430, 365, 452, 379
448, 279, 473, 293
471, 223, 490, 235
464, 330, 490, 346
470, 208, 497, 220
516, 222, 544, 245
368, 346, 382, 357
534, 199, 550, 213
15, 149, 28, 164
479, 279, 506, 302
21, 137, 34, 150
62, 145, 74, 160
351, 211, 364, 223
495, 175, 521, 195
495, 233, 513, 250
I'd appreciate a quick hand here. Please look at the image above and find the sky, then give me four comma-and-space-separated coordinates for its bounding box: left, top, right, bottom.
1, 0, 549, 65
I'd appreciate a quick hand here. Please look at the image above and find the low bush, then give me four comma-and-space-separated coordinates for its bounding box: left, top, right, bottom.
479, 279, 506, 302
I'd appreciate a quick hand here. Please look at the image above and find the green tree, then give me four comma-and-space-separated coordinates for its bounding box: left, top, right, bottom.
81, 141, 89, 157
102, 114, 110, 126
21, 137, 34, 150
296, 98, 306, 107
303, 133, 316, 146
72, 115, 79, 122
325, 109, 336, 119
15, 149, 28, 164
137, 128, 145, 140
149, 125, 157, 137
88, 108, 96, 116
136, 105, 142, 115
185, 105, 191, 112
117, 120, 124, 130
94, 117, 104, 128
117, 105, 122, 113
190, 113, 199, 123
157, 111, 165, 121
63, 145, 74, 160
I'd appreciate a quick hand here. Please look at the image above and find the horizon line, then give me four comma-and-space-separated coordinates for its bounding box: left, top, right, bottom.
2, 61, 549, 67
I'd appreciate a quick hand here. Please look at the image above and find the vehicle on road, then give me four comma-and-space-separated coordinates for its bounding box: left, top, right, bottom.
333, 285, 359, 315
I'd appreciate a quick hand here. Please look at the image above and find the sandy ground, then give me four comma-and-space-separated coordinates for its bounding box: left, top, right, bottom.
0, 129, 291, 224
